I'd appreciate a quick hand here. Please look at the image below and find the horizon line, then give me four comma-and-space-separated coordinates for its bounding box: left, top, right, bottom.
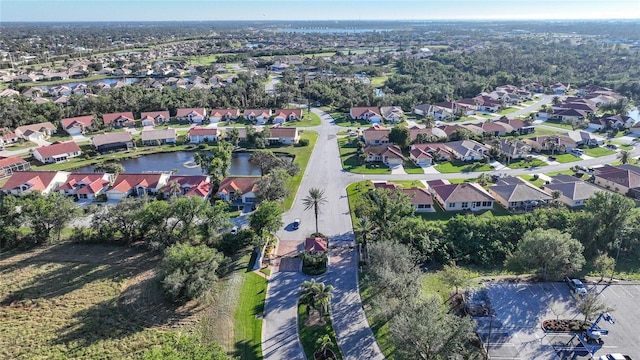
2, 18, 639, 23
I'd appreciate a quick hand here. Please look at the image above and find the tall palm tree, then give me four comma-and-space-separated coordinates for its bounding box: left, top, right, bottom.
300, 279, 334, 317
618, 150, 631, 164
302, 188, 327, 236
168, 180, 181, 198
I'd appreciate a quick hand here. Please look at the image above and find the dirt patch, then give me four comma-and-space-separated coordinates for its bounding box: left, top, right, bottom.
304, 310, 326, 327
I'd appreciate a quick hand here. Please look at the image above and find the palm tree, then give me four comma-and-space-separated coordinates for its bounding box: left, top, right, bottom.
618, 150, 631, 164
545, 137, 558, 155
167, 180, 181, 198
302, 188, 327, 236
356, 215, 375, 264
300, 279, 334, 317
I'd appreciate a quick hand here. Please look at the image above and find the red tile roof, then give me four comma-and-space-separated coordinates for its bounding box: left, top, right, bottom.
350, 106, 380, 118
1, 171, 60, 192
188, 126, 218, 136
1, 128, 19, 141
217, 176, 259, 195
304, 237, 328, 252
34, 141, 81, 158
0, 156, 27, 168
243, 109, 271, 117
102, 112, 134, 124
140, 111, 170, 121
58, 173, 109, 194
110, 173, 164, 193
269, 127, 297, 138
273, 108, 302, 118
61, 115, 94, 130
209, 109, 239, 117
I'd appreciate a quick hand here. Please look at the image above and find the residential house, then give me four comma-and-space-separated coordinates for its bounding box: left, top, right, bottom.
362, 125, 390, 145
0, 156, 31, 179
593, 165, 640, 199
188, 126, 220, 143
243, 109, 272, 125
551, 82, 570, 95
140, 111, 170, 126
176, 108, 207, 124
444, 140, 489, 161
268, 127, 299, 145
58, 173, 113, 200
565, 131, 602, 147
0, 128, 20, 149
162, 175, 212, 199
273, 109, 302, 124
106, 173, 171, 200
428, 181, 495, 212
410, 126, 447, 143
380, 106, 404, 124
60, 115, 95, 135
374, 181, 434, 213
489, 177, 551, 211
481, 121, 511, 137
543, 175, 602, 207
141, 128, 177, 146
492, 139, 532, 160
410, 143, 453, 162
524, 135, 577, 153
1, 170, 70, 195
350, 107, 382, 123
362, 144, 404, 166
217, 176, 259, 204
103, 112, 135, 128
413, 103, 453, 121
209, 109, 239, 123
408, 147, 434, 166
304, 237, 328, 255
495, 118, 534, 135
33, 141, 82, 164
630, 122, 640, 135
92, 132, 134, 152
15, 122, 57, 141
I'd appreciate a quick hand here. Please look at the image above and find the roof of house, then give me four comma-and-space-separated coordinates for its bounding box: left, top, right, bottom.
269, 127, 298, 138
445, 140, 488, 157
176, 108, 206, 117
544, 181, 602, 201
380, 106, 404, 119
109, 173, 165, 193
58, 173, 110, 194
209, 109, 239, 117
141, 128, 177, 141
0, 156, 28, 168
496, 118, 532, 129
402, 187, 434, 205
273, 108, 302, 118
164, 175, 211, 198
430, 182, 495, 203
15, 122, 56, 134
92, 132, 133, 147
363, 144, 404, 159
304, 237, 328, 252
409, 147, 434, 160
490, 182, 552, 203
1, 170, 62, 192
594, 165, 640, 189
217, 176, 259, 195
0, 128, 19, 141
188, 126, 219, 136
350, 106, 380, 118
102, 112, 135, 124
363, 126, 390, 142
140, 111, 170, 120
60, 115, 94, 130
34, 141, 81, 158
243, 109, 271, 117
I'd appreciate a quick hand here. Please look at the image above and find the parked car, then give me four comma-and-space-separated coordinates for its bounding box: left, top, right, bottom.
230, 226, 238, 235
548, 155, 557, 161
292, 218, 301, 230
564, 276, 587, 295
599, 354, 633, 360
605, 144, 618, 150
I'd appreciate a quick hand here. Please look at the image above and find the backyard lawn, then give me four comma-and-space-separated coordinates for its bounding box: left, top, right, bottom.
542, 119, 574, 130
518, 175, 546, 188
435, 160, 493, 173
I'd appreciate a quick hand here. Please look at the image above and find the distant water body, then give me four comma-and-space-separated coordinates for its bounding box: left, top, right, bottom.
281, 28, 393, 34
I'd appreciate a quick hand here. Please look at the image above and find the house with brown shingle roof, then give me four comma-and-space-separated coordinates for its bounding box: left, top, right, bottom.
216, 176, 259, 204
106, 173, 171, 200
209, 109, 239, 123
58, 173, 113, 200
362, 125, 390, 145
140, 111, 170, 127
141, 128, 177, 146
380, 106, 404, 124
273, 109, 302, 124
362, 144, 404, 166
102, 112, 135, 128
15, 122, 57, 141
33, 141, 82, 164
268, 127, 299, 145
593, 165, 640, 199
428, 181, 495, 211
176, 108, 207, 124
1, 170, 70, 195
92, 132, 134, 152
61, 115, 95, 135
372, 181, 434, 211
0, 156, 31, 179
350, 106, 381, 123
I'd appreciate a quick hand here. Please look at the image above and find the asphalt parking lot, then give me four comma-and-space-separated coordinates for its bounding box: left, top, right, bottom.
475, 282, 640, 360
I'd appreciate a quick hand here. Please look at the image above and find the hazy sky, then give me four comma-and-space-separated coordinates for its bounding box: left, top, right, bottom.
2, 0, 639, 22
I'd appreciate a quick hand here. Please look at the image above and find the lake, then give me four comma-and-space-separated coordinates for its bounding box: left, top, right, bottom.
74, 151, 263, 176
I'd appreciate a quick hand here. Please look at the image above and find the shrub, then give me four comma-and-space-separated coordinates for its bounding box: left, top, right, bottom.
297, 138, 310, 147
161, 243, 225, 302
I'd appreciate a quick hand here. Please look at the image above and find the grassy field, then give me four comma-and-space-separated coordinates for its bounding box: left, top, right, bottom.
232, 268, 267, 360
290, 110, 322, 127
388, 180, 425, 188
298, 304, 342, 360
0, 244, 204, 359
370, 75, 388, 87
507, 158, 547, 169
545, 169, 576, 177
346, 181, 374, 226
497, 107, 519, 115
519, 174, 546, 188
583, 147, 616, 157
2, 141, 39, 151
435, 160, 493, 173
542, 119, 574, 130
402, 160, 425, 174
554, 153, 581, 163
337, 138, 391, 174
282, 131, 319, 210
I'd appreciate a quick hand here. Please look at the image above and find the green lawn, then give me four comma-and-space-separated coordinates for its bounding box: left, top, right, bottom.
475, 113, 495, 119
532, 127, 565, 136
611, 142, 634, 151
402, 160, 425, 174
331, 112, 369, 127
545, 169, 576, 177
497, 107, 519, 115
417, 201, 510, 222
3, 141, 39, 151
447, 178, 477, 184
554, 153, 581, 163
282, 131, 319, 210
388, 180, 425, 188
346, 181, 375, 227
287, 110, 322, 127
435, 160, 493, 173
507, 158, 547, 169
583, 147, 615, 157
233, 270, 267, 360
359, 285, 395, 358
543, 119, 574, 130
370, 75, 388, 87
518, 175, 546, 188
337, 138, 391, 174
298, 304, 342, 360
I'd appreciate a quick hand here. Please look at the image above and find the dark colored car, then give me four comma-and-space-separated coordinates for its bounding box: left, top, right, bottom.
292, 218, 301, 230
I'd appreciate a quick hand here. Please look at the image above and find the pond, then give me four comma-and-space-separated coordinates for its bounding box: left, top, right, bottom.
74, 151, 264, 176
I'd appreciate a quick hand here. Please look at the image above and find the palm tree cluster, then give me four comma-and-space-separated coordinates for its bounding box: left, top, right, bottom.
300, 279, 334, 317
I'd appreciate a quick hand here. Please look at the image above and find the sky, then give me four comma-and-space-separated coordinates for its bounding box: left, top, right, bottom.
1, 0, 639, 22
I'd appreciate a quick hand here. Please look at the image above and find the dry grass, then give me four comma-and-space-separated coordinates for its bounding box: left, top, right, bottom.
0, 244, 204, 359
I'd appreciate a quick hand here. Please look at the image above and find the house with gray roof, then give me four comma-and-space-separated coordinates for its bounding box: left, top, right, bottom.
428, 180, 495, 212
543, 175, 603, 207
489, 177, 551, 212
